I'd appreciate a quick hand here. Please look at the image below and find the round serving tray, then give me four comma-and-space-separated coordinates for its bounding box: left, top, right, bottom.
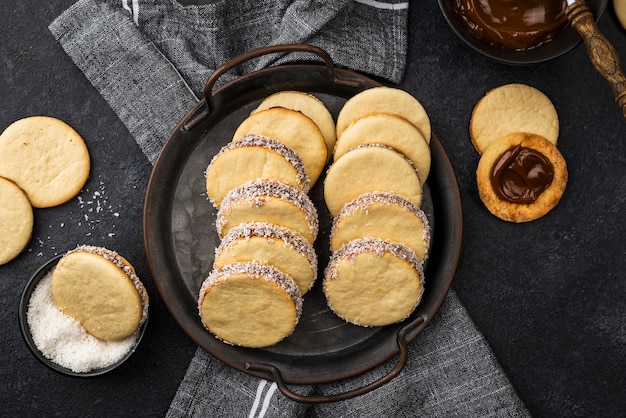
143, 44, 462, 403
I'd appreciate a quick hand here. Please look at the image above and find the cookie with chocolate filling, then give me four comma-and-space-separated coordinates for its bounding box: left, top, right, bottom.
476, 132, 568, 222
205, 134, 309, 208
0, 177, 33, 265
336, 87, 431, 143
323, 238, 424, 327
198, 262, 302, 347
214, 222, 318, 295
470, 84, 559, 154
324, 144, 422, 217
51, 245, 149, 341
252, 91, 336, 162
330, 191, 430, 262
334, 113, 431, 184
216, 179, 319, 243
232, 107, 327, 185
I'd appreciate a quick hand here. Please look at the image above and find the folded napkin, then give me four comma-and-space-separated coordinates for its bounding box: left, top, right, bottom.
50, 1, 530, 416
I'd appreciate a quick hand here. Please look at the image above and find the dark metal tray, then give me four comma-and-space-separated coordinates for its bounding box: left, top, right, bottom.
143, 44, 462, 403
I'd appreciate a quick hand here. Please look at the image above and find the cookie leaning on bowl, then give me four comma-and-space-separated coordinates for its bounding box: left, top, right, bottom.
0, 177, 33, 265
51, 245, 149, 341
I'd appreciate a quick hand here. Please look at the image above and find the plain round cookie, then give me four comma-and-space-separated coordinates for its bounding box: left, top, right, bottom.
470, 84, 559, 154
51, 246, 149, 341
476, 132, 568, 222
334, 113, 431, 184
198, 262, 302, 347
323, 238, 424, 327
214, 222, 317, 295
0, 177, 33, 265
330, 191, 430, 262
0, 116, 90, 208
205, 134, 309, 208
324, 144, 422, 217
232, 107, 328, 185
336, 87, 431, 143
252, 91, 336, 162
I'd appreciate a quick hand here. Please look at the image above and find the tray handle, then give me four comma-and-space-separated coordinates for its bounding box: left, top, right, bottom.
245, 315, 426, 404
184, 43, 361, 130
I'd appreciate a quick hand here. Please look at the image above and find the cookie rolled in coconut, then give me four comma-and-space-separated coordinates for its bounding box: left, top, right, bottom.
232, 107, 328, 185
214, 222, 318, 295
198, 261, 302, 348
216, 179, 319, 243
205, 133, 309, 208
331, 191, 431, 263
324, 144, 422, 217
324, 238, 424, 327
51, 245, 149, 341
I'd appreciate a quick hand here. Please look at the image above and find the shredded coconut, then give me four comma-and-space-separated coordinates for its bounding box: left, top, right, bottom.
26, 272, 138, 373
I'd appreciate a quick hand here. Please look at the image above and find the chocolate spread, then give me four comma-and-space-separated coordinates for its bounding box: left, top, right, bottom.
490, 145, 554, 203
454, 0, 569, 51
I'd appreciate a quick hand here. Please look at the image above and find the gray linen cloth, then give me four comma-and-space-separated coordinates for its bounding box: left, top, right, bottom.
49, 1, 531, 416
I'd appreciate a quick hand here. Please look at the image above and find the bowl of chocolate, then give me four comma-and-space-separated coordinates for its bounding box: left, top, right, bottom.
438, 0, 608, 65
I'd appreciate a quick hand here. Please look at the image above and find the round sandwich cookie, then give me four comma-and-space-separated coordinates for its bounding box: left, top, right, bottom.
216, 179, 319, 243
0, 116, 90, 208
214, 222, 318, 295
330, 191, 431, 263
336, 86, 431, 143
334, 113, 431, 184
470, 83, 559, 154
252, 91, 336, 162
615, 0, 626, 30
323, 238, 424, 327
198, 261, 303, 348
232, 107, 328, 185
0, 176, 33, 265
205, 134, 309, 208
51, 245, 149, 341
476, 132, 568, 223
324, 144, 422, 217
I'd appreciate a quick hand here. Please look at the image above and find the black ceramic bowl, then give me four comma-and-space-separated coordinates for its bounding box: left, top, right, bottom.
19, 255, 148, 377
438, 0, 608, 65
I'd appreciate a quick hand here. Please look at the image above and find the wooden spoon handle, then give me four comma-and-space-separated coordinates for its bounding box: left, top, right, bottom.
566, 0, 626, 118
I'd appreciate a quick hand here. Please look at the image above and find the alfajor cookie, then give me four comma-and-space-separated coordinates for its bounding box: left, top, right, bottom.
0, 177, 33, 265
476, 132, 568, 222
323, 238, 424, 327
330, 191, 430, 262
252, 91, 336, 162
324, 144, 422, 217
336, 87, 431, 143
334, 113, 431, 184
198, 261, 302, 347
470, 84, 559, 154
216, 179, 319, 243
0, 116, 90, 208
205, 133, 309, 208
51, 245, 149, 341
232, 107, 328, 185
214, 222, 318, 295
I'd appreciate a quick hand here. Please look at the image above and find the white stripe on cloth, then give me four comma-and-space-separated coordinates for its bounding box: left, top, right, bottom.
121, 0, 139, 25
248, 380, 278, 418
353, 0, 409, 10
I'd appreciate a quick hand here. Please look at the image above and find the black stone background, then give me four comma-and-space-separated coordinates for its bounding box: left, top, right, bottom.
1, 1, 625, 417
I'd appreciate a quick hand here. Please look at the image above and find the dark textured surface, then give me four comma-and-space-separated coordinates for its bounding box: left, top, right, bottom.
1, 1, 625, 417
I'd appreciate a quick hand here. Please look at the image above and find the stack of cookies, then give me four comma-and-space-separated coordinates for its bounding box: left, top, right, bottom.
200, 91, 332, 348
322, 87, 432, 327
